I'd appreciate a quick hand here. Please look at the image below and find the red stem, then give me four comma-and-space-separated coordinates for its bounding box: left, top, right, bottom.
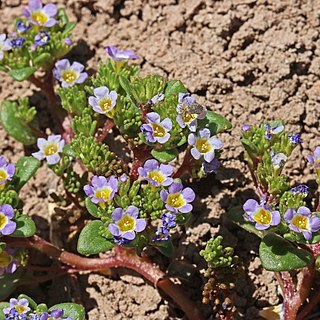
130, 145, 152, 181
173, 147, 192, 178
96, 118, 115, 142
5, 236, 205, 320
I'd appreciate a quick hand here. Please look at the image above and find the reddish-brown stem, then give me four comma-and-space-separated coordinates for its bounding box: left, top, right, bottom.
25, 123, 47, 138
5, 236, 205, 320
96, 118, 115, 142
130, 145, 152, 181
29, 73, 65, 134
297, 289, 320, 320
276, 264, 314, 320
173, 147, 192, 179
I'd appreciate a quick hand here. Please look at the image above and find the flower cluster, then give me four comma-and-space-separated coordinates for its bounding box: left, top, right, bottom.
153, 212, 176, 242
3, 299, 73, 320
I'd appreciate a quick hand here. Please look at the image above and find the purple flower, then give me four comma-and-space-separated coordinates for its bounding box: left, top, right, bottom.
4, 308, 27, 320
16, 21, 31, 33
53, 59, 88, 88
242, 124, 250, 131
11, 38, 25, 48
88, 86, 118, 117
161, 212, 176, 228
176, 93, 206, 132
307, 146, 320, 169
32, 135, 65, 165
106, 45, 139, 61
49, 309, 73, 320
243, 199, 281, 230
119, 173, 129, 183
22, 0, 57, 27
0, 204, 16, 236
0, 248, 19, 275
188, 128, 223, 162
140, 112, 172, 144
84, 175, 118, 204
284, 206, 320, 240
203, 158, 220, 175
0, 156, 15, 185
108, 206, 146, 243
152, 227, 170, 242
63, 38, 73, 46
264, 123, 284, 140
0, 34, 12, 60
138, 159, 174, 187
29, 313, 49, 320
3, 299, 30, 316
147, 92, 165, 106
160, 183, 195, 213
34, 30, 50, 47
291, 184, 308, 194
270, 150, 287, 169
289, 133, 302, 144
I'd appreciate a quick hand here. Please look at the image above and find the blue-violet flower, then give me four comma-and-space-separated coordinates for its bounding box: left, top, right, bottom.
108, 206, 146, 243
106, 45, 139, 60
264, 123, 284, 140
140, 112, 172, 144
3, 299, 30, 316
34, 30, 50, 46
138, 159, 174, 187
284, 206, 320, 240
0, 156, 15, 185
22, 0, 57, 27
188, 128, 223, 162
0, 34, 12, 60
243, 199, 281, 230
88, 86, 118, 117
0, 204, 16, 236
53, 59, 88, 88
160, 183, 195, 213
84, 175, 118, 204
32, 135, 65, 165
291, 184, 308, 194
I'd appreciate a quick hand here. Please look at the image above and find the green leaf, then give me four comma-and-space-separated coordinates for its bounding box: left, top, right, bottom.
241, 138, 258, 155
0, 101, 37, 145
49, 303, 85, 320
11, 215, 36, 238
17, 294, 37, 310
0, 269, 24, 300
259, 233, 313, 271
164, 80, 187, 96
33, 53, 51, 66
8, 67, 37, 81
85, 198, 100, 218
205, 111, 232, 133
228, 206, 266, 238
0, 302, 9, 320
154, 240, 174, 257
77, 220, 114, 255
14, 156, 40, 191
63, 144, 75, 157
151, 149, 178, 163
57, 8, 69, 25
62, 22, 76, 37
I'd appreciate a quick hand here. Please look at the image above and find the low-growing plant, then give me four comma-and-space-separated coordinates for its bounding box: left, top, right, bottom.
0, 1, 232, 319
229, 122, 320, 320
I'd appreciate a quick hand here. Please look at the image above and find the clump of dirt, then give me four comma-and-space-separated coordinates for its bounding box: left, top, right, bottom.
1, 0, 320, 319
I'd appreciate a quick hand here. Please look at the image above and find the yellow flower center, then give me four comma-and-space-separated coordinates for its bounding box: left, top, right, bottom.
43, 143, 58, 156
94, 187, 112, 201
0, 169, 8, 182
0, 251, 12, 267
148, 171, 165, 184
99, 98, 113, 112
0, 213, 8, 230
31, 11, 48, 25
118, 214, 135, 232
167, 193, 185, 208
61, 70, 78, 84
195, 138, 212, 154
253, 208, 272, 225
152, 123, 166, 137
182, 112, 196, 124
15, 305, 27, 314
291, 214, 309, 230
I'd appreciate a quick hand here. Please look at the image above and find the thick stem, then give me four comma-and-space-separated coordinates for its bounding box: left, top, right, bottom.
130, 145, 152, 181
173, 147, 192, 179
5, 236, 205, 320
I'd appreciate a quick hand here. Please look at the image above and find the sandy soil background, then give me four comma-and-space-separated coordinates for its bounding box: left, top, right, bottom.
1, 0, 320, 319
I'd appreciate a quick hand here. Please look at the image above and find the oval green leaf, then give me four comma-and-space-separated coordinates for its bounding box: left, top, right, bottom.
10, 215, 36, 238
49, 303, 85, 320
151, 149, 178, 163
8, 67, 37, 81
259, 233, 313, 271
85, 198, 99, 218
77, 220, 114, 255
